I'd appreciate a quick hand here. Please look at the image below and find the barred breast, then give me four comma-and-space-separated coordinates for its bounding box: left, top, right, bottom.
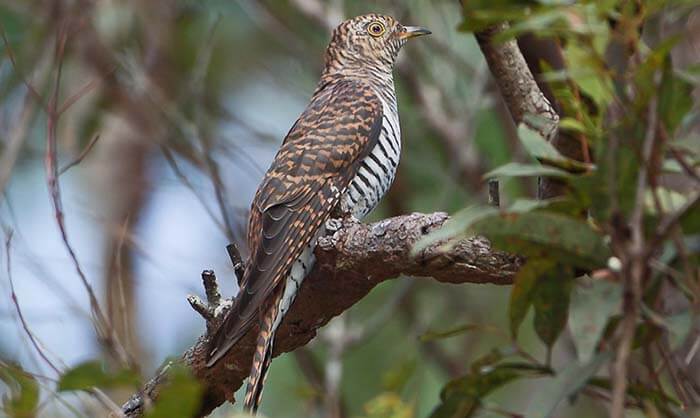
272, 88, 400, 340
340, 93, 401, 219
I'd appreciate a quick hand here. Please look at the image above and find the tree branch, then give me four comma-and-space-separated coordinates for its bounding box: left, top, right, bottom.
474, 23, 559, 144
121, 212, 521, 417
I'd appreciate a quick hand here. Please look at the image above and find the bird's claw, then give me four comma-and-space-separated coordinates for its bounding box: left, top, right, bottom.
325, 218, 344, 233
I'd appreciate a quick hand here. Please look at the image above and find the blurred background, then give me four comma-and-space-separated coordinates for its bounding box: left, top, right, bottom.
1, 1, 695, 417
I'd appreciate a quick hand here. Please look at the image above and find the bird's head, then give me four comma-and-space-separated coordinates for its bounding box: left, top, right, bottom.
322, 14, 430, 78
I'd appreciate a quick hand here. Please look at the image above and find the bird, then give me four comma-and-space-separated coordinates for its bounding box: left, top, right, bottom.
206, 13, 430, 414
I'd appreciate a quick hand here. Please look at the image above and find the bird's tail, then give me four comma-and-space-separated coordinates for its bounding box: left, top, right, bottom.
243, 294, 281, 414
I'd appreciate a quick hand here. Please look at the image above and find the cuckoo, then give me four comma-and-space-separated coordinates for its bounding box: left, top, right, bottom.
207, 13, 430, 413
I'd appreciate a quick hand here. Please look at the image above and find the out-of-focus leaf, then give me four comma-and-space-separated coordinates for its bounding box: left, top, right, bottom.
509, 259, 554, 339
519, 124, 564, 161
569, 277, 622, 362
533, 266, 574, 349
420, 323, 504, 342
509, 198, 548, 213
362, 393, 414, 418
145, 364, 202, 418
526, 352, 611, 418
0, 363, 39, 418
659, 59, 694, 133
431, 355, 548, 418
473, 211, 610, 268
58, 361, 140, 392
484, 162, 572, 179
411, 206, 498, 255
666, 312, 693, 350
382, 360, 416, 392
458, 0, 534, 32
588, 377, 682, 413
680, 193, 700, 234
558, 117, 587, 134
518, 125, 591, 172
643, 307, 694, 350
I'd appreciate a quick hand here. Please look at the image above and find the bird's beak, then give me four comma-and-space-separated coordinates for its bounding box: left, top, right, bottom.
398, 26, 432, 40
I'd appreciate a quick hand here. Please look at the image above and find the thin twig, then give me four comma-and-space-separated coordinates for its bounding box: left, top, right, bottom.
58, 134, 101, 175
610, 91, 659, 418
4, 230, 61, 375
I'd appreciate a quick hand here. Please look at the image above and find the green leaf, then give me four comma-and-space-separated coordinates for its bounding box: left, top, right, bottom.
526, 352, 611, 418
420, 323, 504, 342
587, 377, 682, 413
533, 266, 574, 349
509, 259, 555, 339
519, 124, 565, 161
659, 58, 694, 133
382, 360, 416, 392
58, 361, 140, 392
145, 364, 202, 418
568, 277, 622, 362
473, 211, 610, 268
431, 354, 549, 418
643, 307, 694, 350
483, 162, 572, 180
362, 393, 414, 418
517, 125, 592, 172
411, 206, 498, 255
0, 363, 39, 418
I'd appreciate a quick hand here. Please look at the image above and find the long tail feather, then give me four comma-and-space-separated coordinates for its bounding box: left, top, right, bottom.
243, 295, 280, 414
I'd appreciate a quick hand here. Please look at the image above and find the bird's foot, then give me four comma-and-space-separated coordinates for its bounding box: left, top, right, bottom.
325, 217, 344, 233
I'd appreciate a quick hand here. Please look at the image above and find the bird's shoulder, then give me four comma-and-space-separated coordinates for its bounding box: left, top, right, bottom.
254, 78, 384, 213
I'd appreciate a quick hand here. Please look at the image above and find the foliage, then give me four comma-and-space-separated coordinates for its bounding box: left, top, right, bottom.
0, 0, 698, 417
415, 0, 700, 416
0, 363, 39, 418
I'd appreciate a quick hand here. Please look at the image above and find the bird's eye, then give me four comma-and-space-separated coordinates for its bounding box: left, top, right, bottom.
367, 22, 385, 37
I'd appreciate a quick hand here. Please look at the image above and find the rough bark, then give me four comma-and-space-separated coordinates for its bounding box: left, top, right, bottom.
474, 24, 559, 144
121, 212, 521, 417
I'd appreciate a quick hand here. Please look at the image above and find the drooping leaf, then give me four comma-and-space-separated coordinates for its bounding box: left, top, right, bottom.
0, 363, 39, 418
509, 258, 555, 339
568, 277, 622, 362
533, 266, 574, 349
58, 361, 140, 392
517, 124, 591, 172
483, 162, 572, 180
145, 364, 202, 418
431, 352, 549, 418
472, 211, 610, 268
526, 352, 611, 418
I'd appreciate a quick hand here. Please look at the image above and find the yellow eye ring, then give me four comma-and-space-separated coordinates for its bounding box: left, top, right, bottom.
367, 21, 386, 37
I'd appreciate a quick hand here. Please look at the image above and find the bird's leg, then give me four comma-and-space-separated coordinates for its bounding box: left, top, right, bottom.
326, 206, 359, 234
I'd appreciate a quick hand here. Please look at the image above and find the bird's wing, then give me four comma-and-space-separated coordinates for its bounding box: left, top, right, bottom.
207, 80, 382, 365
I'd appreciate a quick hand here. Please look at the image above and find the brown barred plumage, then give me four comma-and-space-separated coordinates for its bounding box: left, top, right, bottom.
206, 14, 429, 414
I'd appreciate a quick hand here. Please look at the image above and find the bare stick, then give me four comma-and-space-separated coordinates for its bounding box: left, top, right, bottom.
226, 243, 245, 285
58, 134, 101, 175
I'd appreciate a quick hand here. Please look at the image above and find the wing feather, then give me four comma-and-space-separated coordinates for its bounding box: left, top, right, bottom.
207, 80, 383, 365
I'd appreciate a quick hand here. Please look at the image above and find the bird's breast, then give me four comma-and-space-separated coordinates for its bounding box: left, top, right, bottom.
341, 95, 401, 219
